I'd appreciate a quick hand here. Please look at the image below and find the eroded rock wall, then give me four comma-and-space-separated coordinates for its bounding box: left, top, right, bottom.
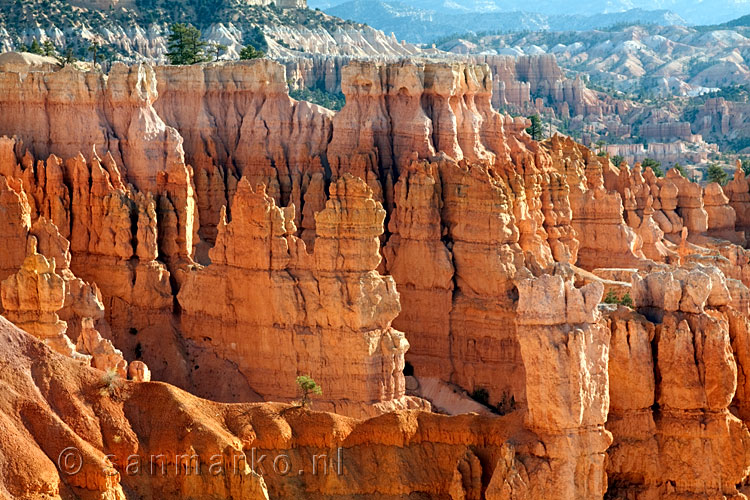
153, 61, 333, 251
0, 315, 591, 500
4, 57, 750, 499
0, 63, 186, 193
605, 268, 750, 499
515, 268, 611, 500
178, 175, 421, 417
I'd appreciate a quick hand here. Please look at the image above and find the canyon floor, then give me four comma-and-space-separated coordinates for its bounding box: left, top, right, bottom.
3, 52, 750, 500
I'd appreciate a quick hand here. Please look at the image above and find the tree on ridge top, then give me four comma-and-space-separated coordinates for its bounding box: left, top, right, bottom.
166, 23, 209, 65
526, 114, 543, 141
706, 163, 729, 186
239, 44, 264, 60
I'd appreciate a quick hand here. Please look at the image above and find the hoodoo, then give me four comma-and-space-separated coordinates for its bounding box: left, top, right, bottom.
1, 43, 750, 500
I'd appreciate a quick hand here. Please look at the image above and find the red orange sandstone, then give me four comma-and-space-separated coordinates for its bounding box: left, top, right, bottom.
1, 57, 750, 500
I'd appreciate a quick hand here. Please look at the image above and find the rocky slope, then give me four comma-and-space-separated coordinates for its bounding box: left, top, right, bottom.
439, 23, 750, 97
326, 0, 685, 45
0, 0, 420, 63
5, 56, 750, 499
0, 314, 538, 499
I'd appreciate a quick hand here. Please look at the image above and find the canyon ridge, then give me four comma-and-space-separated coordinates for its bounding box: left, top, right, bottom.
1, 5, 750, 499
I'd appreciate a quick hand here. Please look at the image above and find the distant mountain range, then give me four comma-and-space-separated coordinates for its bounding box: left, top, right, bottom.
312, 0, 750, 39
323, 0, 687, 44
724, 13, 750, 27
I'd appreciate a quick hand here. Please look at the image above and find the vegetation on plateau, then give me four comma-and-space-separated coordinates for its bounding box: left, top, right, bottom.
603, 289, 634, 308
289, 85, 346, 111
706, 163, 729, 185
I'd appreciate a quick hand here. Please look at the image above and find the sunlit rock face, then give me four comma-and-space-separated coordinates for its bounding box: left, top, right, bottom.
3, 56, 750, 499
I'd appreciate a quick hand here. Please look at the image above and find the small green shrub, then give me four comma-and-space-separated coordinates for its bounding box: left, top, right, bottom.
603, 289, 633, 308
706, 163, 729, 186
99, 367, 122, 396
603, 289, 619, 304
296, 375, 322, 408
239, 44, 264, 60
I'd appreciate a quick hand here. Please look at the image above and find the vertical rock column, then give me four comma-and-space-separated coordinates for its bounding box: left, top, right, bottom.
725, 160, 750, 242
313, 174, 410, 411
515, 269, 611, 499
603, 267, 750, 498
384, 160, 454, 380
178, 174, 420, 417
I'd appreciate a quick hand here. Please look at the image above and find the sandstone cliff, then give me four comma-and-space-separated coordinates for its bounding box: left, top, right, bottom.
3, 56, 750, 500
605, 267, 750, 498
0, 306, 634, 500
177, 174, 422, 417
153, 60, 333, 253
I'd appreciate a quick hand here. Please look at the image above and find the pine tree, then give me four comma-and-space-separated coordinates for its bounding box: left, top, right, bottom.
641, 158, 663, 177
166, 23, 208, 65
706, 163, 729, 186
42, 40, 56, 57
55, 48, 76, 66
671, 163, 688, 178
210, 42, 227, 61
295, 375, 322, 408
526, 114, 543, 141
28, 38, 44, 55
239, 44, 264, 60
742, 158, 750, 177
88, 41, 100, 67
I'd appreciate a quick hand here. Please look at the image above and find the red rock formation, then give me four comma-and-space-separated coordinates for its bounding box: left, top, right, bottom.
0, 235, 147, 381
327, 60, 514, 178
515, 267, 610, 499
4, 57, 750, 499
605, 267, 750, 498
326, 61, 581, 407
383, 160, 454, 381
0, 316, 267, 500
0, 64, 185, 193
704, 181, 743, 243
545, 135, 648, 269
0, 313, 611, 500
726, 160, 750, 239
178, 174, 422, 417
0, 173, 32, 281
154, 60, 333, 250
1, 241, 75, 356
